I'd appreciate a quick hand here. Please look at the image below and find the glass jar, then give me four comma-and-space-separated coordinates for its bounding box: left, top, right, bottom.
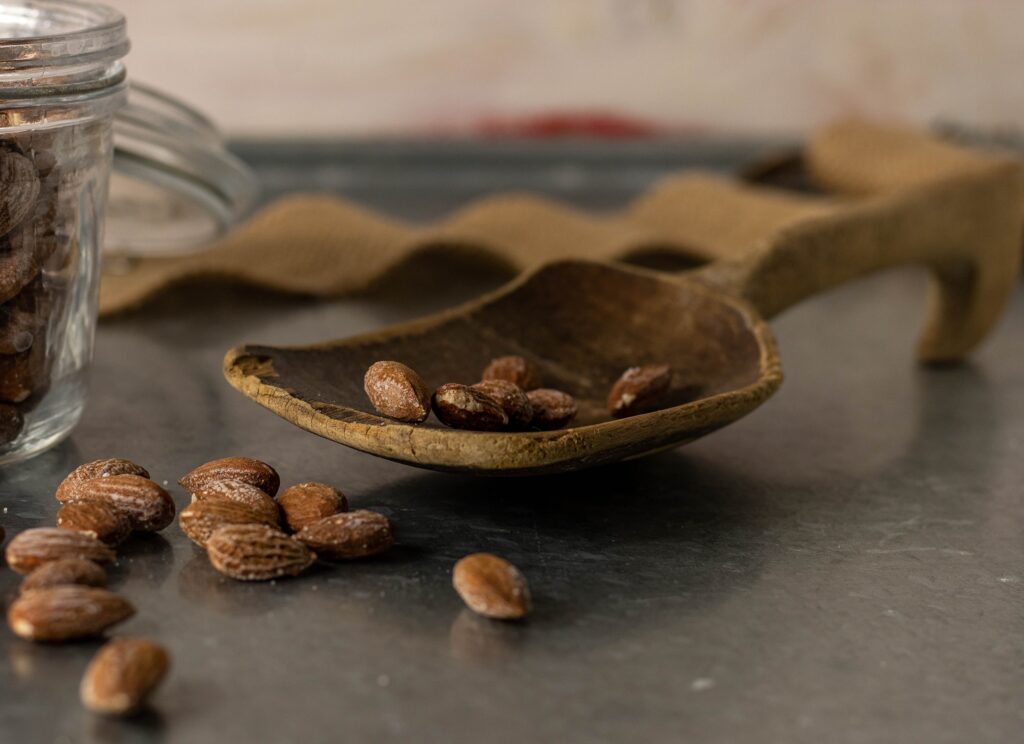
0, 0, 129, 463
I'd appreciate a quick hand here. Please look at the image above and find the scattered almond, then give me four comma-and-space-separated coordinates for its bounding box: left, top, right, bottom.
295, 510, 394, 560
72, 475, 175, 533
7, 585, 135, 641
432, 383, 508, 431
81, 638, 170, 716
453, 553, 531, 620
471, 379, 533, 429
277, 482, 347, 532
178, 499, 276, 548
525, 388, 577, 430
180, 456, 280, 497
192, 479, 280, 528
206, 524, 316, 581
56, 501, 132, 545
482, 355, 542, 391
55, 458, 150, 503
5, 527, 115, 574
363, 361, 431, 423
607, 363, 672, 417
20, 558, 107, 593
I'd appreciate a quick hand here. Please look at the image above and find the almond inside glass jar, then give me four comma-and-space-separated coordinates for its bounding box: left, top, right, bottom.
0, 1, 129, 462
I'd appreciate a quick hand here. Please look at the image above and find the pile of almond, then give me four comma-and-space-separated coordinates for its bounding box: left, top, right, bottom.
364, 355, 675, 431
177, 456, 394, 581
4, 457, 173, 715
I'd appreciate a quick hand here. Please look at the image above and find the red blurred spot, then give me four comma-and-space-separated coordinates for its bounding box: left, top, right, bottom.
476, 111, 666, 139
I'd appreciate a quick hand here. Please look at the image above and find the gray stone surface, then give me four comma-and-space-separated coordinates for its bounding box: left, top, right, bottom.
0, 144, 1021, 743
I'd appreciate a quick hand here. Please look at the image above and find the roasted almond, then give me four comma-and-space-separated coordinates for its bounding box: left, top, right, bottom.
7, 585, 135, 641
178, 499, 275, 548
607, 363, 672, 417
526, 388, 577, 430
471, 379, 533, 429
55, 458, 150, 503
180, 456, 280, 497
452, 553, 531, 620
432, 383, 508, 431
20, 558, 107, 593
277, 482, 347, 532
363, 361, 431, 423
192, 479, 280, 527
206, 524, 316, 581
0, 402, 23, 445
482, 355, 542, 391
5, 527, 115, 574
72, 475, 175, 533
295, 510, 394, 560
0, 149, 40, 237
56, 501, 132, 545
81, 638, 170, 716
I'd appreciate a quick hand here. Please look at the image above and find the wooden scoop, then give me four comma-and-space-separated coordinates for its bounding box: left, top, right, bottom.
224, 127, 1022, 475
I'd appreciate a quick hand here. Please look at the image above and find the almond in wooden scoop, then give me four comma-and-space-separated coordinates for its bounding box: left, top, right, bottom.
433, 383, 508, 431
81, 638, 170, 716
525, 389, 577, 430
607, 363, 672, 417
363, 361, 431, 423
482, 355, 542, 391
471, 379, 533, 429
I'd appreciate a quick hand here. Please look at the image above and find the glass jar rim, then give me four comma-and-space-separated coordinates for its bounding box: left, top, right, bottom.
0, 0, 128, 70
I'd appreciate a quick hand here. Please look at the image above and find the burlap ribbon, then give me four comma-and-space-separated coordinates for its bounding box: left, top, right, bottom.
98, 120, 1019, 317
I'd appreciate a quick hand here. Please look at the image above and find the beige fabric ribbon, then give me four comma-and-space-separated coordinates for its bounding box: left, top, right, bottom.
98, 120, 1013, 317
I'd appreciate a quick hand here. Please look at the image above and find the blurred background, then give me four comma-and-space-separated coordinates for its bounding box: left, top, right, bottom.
103, 0, 1023, 139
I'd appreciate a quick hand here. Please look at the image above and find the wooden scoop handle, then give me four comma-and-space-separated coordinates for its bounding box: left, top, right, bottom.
695, 121, 1023, 363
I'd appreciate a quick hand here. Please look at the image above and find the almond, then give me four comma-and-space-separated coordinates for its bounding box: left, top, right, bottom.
277, 482, 347, 532
20, 558, 107, 593
0, 149, 40, 237
607, 363, 672, 417
178, 499, 275, 548
72, 475, 175, 532
192, 479, 280, 527
55, 458, 150, 503
363, 361, 431, 423
5, 527, 115, 574
81, 638, 170, 716
56, 501, 132, 545
471, 379, 533, 429
0, 402, 23, 445
180, 456, 280, 497
7, 585, 135, 641
482, 355, 542, 391
295, 510, 394, 560
452, 553, 531, 620
525, 388, 577, 430
206, 524, 316, 581
432, 383, 508, 431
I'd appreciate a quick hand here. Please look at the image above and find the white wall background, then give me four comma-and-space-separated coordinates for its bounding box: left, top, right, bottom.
103, 0, 1024, 138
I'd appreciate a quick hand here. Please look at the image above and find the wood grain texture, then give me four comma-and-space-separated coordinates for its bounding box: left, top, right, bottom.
225, 260, 782, 474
